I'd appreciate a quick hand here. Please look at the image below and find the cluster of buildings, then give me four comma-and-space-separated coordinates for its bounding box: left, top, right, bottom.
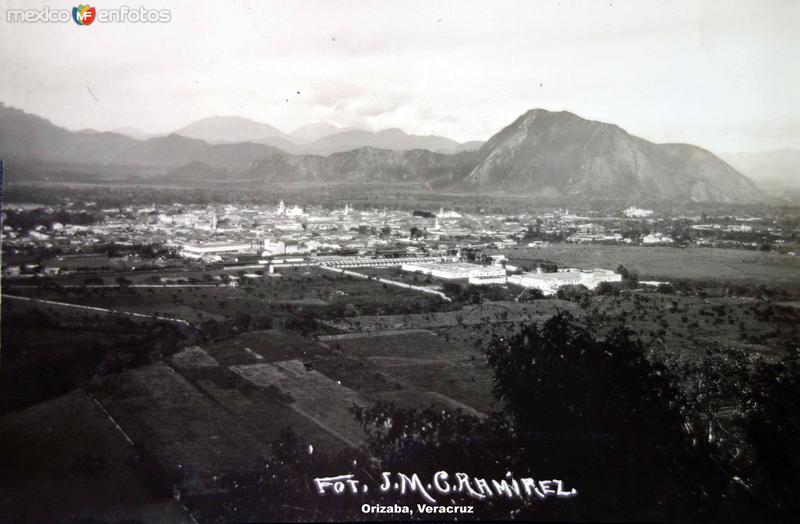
164, 201, 535, 265
3, 199, 793, 282
400, 260, 622, 295
566, 223, 628, 244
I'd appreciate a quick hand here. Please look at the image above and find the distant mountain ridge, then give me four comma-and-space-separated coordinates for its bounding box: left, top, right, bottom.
0, 103, 766, 203
722, 149, 800, 191
290, 122, 357, 142
113, 126, 157, 140
175, 116, 286, 144
172, 115, 469, 154
0, 104, 282, 169
296, 128, 461, 155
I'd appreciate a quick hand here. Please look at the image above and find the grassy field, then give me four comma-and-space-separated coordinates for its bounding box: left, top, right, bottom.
325, 299, 577, 332
500, 245, 800, 285
585, 291, 800, 361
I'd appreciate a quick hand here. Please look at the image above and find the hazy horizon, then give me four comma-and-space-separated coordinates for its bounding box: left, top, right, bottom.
1, 0, 798, 153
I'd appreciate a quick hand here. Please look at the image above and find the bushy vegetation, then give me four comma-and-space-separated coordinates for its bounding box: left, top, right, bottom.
2, 208, 99, 232
0, 308, 188, 413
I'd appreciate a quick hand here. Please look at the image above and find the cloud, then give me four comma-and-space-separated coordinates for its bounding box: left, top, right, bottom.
304, 81, 414, 127
306, 81, 367, 107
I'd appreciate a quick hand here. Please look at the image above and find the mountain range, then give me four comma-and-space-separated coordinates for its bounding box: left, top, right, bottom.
0, 102, 768, 203
0, 105, 283, 169
721, 149, 800, 193
171, 115, 469, 155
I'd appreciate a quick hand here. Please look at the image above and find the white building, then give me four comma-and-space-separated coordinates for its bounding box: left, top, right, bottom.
624, 206, 654, 218
180, 241, 258, 259
286, 205, 305, 217
567, 233, 623, 243
401, 262, 506, 280
642, 233, 674, 244
262, 239, 315, 257
468, 275, 508, 285
438, 207, 462, 218
507, 268, 622, 295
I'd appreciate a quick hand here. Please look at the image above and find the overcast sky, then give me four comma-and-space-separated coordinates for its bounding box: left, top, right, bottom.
1, 0, 798, 153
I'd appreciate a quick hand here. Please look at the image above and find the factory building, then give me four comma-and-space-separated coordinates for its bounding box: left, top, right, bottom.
400, 262, 506, 280
507, 268, 622, 295
179, 241, 259, 259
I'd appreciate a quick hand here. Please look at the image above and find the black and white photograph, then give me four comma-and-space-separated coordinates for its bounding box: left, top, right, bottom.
1, 1, 799, 522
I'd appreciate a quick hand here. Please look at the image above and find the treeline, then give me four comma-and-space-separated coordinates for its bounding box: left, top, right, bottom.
3, 208, 99, 232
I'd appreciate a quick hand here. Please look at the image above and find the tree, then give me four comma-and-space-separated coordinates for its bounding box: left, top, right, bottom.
409, 226, 426, 239
739, 348, 800, 521
657, 282, 675, 294
484, 313, 728, 521
556, 284, 591, 305
518, 287, 545, 301
595, 281, 618, 295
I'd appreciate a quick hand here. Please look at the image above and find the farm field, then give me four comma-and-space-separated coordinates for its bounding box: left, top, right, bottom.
18, 323, 501, 501
94, 362, 270, 497
311, 329, 495, 414
202, 328, 325, 364
230, 359, 369, 448
0, 389, 193, 523
3, 266, 451, 324
501, 245, 800, 285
